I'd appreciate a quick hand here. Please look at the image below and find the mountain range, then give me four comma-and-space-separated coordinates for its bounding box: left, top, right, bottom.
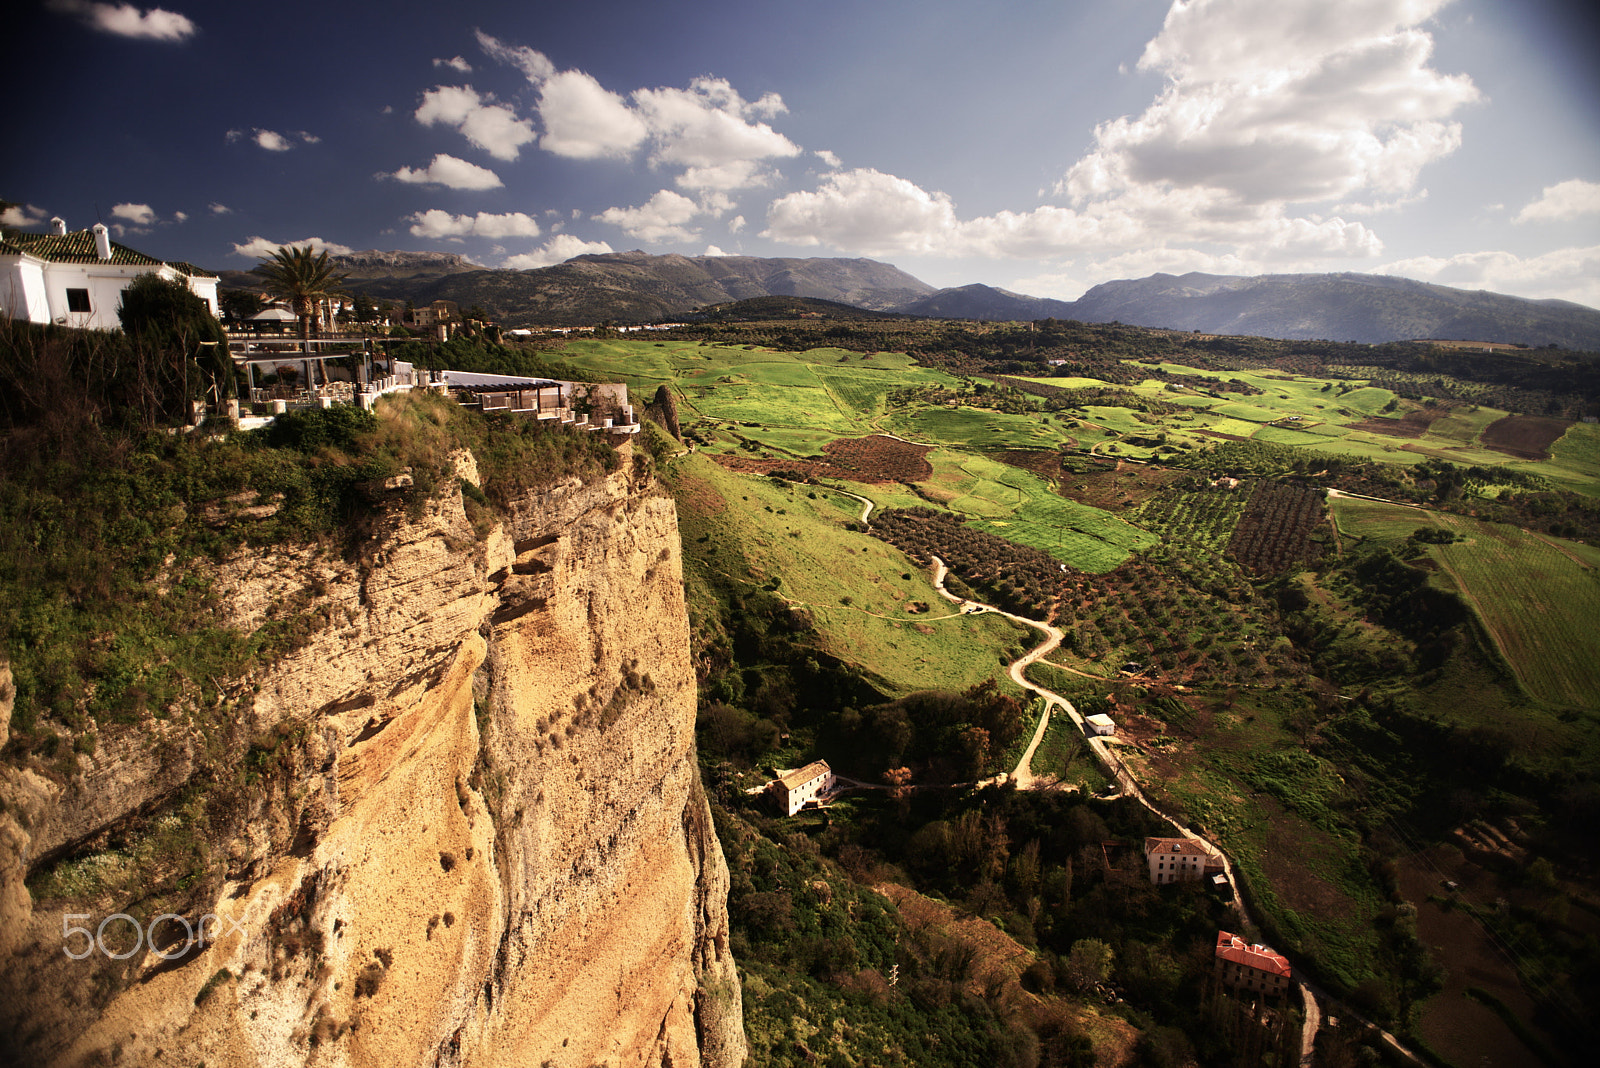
222, 249, 1600, 349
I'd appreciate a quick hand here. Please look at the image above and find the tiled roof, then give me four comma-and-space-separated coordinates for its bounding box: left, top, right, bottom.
779, 760, 831, 791
1144, 836, 1213, 857
1215, 932, 1292, 977
1, 229, 215, 277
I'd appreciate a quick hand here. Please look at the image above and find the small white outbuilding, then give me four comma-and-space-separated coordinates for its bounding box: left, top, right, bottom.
1086, 714, 1117, 736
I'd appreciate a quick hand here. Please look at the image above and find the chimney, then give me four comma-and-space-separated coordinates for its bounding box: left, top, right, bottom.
51, 217, 66, 235
92, 223, 112, 261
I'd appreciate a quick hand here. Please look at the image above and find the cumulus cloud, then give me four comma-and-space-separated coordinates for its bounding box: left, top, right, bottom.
226, 128, 316, 152
1514, 179, 1600, 224
231, 235, 354, 258
765, 1, 1464, 266
474, 32, 798, 188
501, 234, 615, 269
208, 202, 231, 214
815, 149, 842, 169
111, 202, 156, 226
406, 210, 542, 240
0, 204, 48, 228
764, 166, 1381, 263
536, 69, 649, 159
1054, 0, 1477, 230
1377, 245, 1600, 309
594, 190, 702, 243
703, 245, 729, 257
383, 153, 502, 190
46, 0, 196, 41
415, 85, 537, 161
729, 215, 746, 234
434, 55, 472, 73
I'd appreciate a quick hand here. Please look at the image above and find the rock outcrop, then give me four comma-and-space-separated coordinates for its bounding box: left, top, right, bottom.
0, 446, 743, 1067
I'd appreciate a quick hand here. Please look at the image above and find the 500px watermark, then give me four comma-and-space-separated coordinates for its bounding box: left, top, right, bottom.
62, 912, 247, 960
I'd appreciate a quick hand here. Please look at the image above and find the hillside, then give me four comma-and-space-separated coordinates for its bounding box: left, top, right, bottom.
897, 283, 1078, 321
1063, 271, 1600, 348
354, 251, 937, 326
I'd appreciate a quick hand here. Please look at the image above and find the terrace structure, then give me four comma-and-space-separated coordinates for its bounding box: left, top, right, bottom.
770, 760, 834, 816
1, 218, 219, 330
1144, 836, 1223, 885
444, 372, 639, 434
1213, 932, 1293, 997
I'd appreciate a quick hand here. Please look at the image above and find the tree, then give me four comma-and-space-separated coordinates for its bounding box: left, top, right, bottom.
253, 245, 347, 346
218, 288, 266, 325
117, 273, 232, 409
1063, 938, 1113, 994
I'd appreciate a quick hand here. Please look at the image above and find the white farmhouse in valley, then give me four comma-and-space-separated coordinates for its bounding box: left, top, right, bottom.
1143, 836, 1223, 885
0, 218, 219, 331
770, 760, 835, 816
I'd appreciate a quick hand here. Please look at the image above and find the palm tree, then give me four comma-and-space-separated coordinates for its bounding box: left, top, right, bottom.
253, 245, 347, 349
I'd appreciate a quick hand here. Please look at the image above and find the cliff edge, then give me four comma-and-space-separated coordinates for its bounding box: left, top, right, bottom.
0, 444, 744, 1067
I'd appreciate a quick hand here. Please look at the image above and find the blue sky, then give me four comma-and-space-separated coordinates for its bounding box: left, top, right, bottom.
5, 0, 1598, 306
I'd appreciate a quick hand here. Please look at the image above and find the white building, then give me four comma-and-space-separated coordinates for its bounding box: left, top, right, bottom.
1144, 836, 1222, 885
771, 760, 835, 816
0, 218, 219, 331
1086, 713, 1117, 736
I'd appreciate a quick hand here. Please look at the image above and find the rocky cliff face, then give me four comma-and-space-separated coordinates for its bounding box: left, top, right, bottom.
0, 447, 743, 1068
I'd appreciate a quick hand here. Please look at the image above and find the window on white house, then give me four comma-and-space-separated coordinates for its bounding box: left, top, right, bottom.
66, 288, 91, 313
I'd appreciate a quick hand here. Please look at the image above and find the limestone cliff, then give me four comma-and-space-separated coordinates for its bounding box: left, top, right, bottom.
0, 445, 744, 1068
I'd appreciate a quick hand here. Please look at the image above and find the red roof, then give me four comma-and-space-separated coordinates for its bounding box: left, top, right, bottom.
1215, 932, 1292, 978
1144, 836, 1213, 858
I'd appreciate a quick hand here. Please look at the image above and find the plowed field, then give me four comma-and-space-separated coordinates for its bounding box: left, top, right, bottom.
1480, 415, 1571, 460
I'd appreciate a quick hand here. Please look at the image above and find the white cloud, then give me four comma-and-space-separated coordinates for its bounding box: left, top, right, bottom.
764, 167, 1381, 262
634, 77, 800, 170
111, 202, 156, 226
226, 127, 312, 152
1514, 179, 1600, 224
173, 211, 187, 223
406, 210, 542, 240
0, 204, 48, 228
537, 69, 649, 159
208, 202, 231, 215
767, 2, 1466, 266
501, 234, 615, 269
475, 33, 798, 188
704, 245, 728, 257
594, 190, 702, 243
46, 0, 196, 42
384, 153, 503, 190
1004, 271, 1093, 302
677, 160, 772, 193
815, 149, 841, 170
1376, 245, 1600, 309
474, 29, 556, 82
230, 235, 354, 259
729, 215, 746, 234
415, 85, 537, 161
434, 55, 473, 73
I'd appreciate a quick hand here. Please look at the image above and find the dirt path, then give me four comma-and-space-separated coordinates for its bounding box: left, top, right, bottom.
924, 557, 1366, 1067
1525, 527, 1593, 568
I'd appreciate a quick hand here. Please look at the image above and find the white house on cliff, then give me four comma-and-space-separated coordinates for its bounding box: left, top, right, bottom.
0, 218, 219, 331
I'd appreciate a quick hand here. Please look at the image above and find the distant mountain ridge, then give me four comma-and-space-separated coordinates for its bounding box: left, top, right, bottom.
1058, 272, 1600, 349
348, 251, 937, 326
219, 246, 1600, 348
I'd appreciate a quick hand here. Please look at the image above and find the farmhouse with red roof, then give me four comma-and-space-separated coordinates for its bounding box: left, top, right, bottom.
1213, 931, 1293, 997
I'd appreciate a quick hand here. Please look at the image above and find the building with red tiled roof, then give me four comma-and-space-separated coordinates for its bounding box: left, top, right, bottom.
1214, 931, 1293, 997
1, 218, 218, 331
1144, 836, 1222, 884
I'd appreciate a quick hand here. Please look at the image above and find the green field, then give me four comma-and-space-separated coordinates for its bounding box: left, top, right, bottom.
1329, 496, 1600, 711
674, 455, 1029, 696
1431, 516, 1600, 710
